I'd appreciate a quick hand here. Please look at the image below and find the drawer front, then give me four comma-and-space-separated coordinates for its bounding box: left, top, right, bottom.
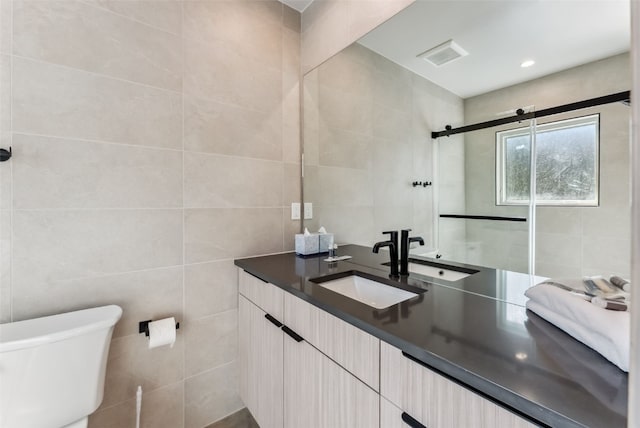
284, 292, 380, 391
284, 337, 379, 428
239, 268, 284, 320
380, 397, 405, 428
380, 341, 537, 428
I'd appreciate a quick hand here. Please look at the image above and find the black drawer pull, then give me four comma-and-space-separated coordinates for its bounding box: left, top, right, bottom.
402, 351, 430, 369
282, 325, 304, 342
246, 271, 268, 283
264, 313, 283, 328
402, 412, 426, 428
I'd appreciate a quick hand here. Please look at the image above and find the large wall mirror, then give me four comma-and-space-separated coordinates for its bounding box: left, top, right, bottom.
302, 0, 631, 278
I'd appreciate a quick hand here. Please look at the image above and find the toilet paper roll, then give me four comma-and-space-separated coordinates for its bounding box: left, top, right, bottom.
148, 317, 176, 349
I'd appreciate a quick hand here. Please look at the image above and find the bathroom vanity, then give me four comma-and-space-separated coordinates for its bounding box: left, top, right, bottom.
235, 245, 628, 428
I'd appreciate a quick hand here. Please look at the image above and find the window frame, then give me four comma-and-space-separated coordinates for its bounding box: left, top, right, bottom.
495, 113, 600, 207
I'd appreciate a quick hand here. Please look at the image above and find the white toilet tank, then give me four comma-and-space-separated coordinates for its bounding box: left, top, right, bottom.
0, 305, 122, 428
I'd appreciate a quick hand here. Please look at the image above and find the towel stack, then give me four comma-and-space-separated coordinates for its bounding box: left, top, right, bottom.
525, 276, 630, 372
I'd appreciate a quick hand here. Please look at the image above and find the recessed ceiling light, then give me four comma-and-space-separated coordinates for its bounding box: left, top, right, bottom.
521, 60, 535, 68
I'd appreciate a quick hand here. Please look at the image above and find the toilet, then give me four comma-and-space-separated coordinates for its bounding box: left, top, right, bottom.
0, 305, 123, 428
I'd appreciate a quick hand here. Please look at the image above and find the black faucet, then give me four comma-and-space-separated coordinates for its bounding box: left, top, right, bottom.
400, 229, 424, 276
372, 231, 399, 278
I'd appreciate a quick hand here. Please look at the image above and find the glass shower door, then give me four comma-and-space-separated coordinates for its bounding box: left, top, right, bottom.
434, 114, 535, 274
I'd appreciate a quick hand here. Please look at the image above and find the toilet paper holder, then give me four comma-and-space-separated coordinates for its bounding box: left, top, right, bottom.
138, 319, 180, 337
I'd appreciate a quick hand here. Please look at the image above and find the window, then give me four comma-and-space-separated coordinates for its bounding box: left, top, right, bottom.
496, 114, 599, 206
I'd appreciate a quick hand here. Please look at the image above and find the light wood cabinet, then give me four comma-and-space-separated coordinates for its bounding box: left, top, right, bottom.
284, 332, 379, 428
380, 341, 537, 428
283, 292, 380, 391
238, 295, 284, 428
239, 269, 536, 428
239, 269, 378, 428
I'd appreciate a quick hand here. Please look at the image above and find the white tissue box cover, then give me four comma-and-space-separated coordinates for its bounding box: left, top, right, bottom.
319, 233, 334, 253
295, 234, 319, 255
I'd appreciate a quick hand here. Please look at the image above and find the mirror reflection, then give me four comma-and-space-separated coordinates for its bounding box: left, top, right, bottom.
302, 0, 631, 278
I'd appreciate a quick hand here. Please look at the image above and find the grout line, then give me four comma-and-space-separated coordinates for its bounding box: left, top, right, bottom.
93, 379, 185, 415
43, 263, 186, 284
77, 0, 183, 38
11, 131, 290, 165
180, 1, 187, 422
11, 131, 184, 153
8, 0, 12, 322
12, 54, 183, 95
183, 359, 237, 383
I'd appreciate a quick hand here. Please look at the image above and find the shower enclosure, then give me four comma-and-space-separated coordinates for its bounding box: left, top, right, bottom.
434, 91, 631, 279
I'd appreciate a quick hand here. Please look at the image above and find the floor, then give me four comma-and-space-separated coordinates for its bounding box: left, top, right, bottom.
205, 408, 259, 428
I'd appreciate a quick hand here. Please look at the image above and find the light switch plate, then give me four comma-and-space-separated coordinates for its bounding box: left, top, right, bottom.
291, 202, 301, 220
304, 202, 313, 219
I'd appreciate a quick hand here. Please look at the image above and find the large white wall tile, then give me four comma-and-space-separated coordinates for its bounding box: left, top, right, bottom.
183, 95, 282, 160
11, 266, 183, 337
183, 0, 282, 71
99, 333, 184, 409
185, 309, 238, 377
86, 0, 183, 35
184, 152, 283, 208
0, 209, 10, 322
184, 260, 237, 321
12, 209, 183, 286
0, 0, 11, 54
184, 37, 282, 114
12, 57, 182, 148
185, 362, 243, 428
12, 134, 183, 209
90, 381, 184, 428
184, 208, 284, 263
13, 0, 182, 91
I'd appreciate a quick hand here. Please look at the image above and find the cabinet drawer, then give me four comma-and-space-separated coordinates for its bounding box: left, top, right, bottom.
284, 334, 379, 428
239, 269, 284, 320
284, 292, 380, 391
380, 342, 537, 428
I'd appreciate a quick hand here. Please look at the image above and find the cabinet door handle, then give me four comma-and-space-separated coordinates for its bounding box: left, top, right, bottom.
246, 271, 268, 283
264, 313, 283, 328
401, 412, 426, 428
282, 325, 304, 342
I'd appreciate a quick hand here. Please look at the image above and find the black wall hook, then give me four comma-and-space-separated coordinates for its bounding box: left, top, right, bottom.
0, 147, 11, 162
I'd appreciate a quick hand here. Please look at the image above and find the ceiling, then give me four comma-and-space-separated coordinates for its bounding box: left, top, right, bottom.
357, 0, 630, 98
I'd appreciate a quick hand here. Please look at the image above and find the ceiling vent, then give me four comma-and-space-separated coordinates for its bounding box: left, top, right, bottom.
417, 39, 468, 67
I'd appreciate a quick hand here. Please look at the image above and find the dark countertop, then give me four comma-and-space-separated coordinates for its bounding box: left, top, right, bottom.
234, 245, 628, 428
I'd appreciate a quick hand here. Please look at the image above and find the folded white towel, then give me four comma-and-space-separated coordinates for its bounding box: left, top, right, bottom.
525, 283, 630, 372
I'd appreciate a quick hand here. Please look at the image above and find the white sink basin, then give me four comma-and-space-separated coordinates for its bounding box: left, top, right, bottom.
315, 275, 418, 309
408, 263, 474, 281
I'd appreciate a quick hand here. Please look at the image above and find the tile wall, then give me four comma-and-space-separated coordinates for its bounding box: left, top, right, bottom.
0, 1, 301, 427
303, 42, 463, 248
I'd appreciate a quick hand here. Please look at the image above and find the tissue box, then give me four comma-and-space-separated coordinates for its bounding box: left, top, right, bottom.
319, 233, 334, 253
295, 233, 319, 256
